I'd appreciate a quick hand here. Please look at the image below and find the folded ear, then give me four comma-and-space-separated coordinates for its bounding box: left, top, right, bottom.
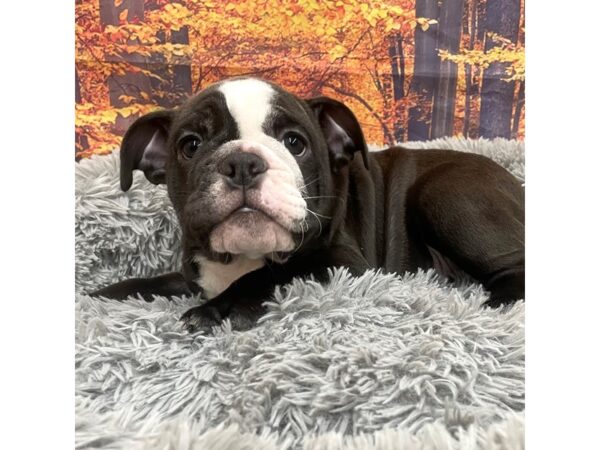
120, 109, 173, 191
307, 97, 369, 172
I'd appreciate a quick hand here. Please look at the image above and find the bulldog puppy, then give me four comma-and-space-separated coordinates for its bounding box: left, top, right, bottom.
91, 77, 524, 332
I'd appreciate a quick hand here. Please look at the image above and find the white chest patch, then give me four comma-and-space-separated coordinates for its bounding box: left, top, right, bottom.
194, 255, 265, 299
218, 79, 274, 139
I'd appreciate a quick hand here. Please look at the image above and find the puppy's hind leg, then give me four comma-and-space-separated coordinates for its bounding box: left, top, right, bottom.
408, 159, 525, 307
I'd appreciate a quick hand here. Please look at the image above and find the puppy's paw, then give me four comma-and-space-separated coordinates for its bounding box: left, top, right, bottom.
180, 304, 225, 334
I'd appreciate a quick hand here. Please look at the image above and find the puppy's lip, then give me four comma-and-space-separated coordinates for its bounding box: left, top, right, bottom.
217, 204, 302, 234
221, 206, 274, 225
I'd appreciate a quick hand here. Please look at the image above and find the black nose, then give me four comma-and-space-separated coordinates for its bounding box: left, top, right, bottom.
218, 153, 268, 189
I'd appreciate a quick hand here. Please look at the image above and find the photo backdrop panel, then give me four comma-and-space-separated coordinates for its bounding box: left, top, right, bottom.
75, 0, 524, 159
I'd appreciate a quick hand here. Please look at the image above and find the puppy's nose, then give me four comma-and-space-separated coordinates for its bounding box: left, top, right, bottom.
218, 153, 267, 189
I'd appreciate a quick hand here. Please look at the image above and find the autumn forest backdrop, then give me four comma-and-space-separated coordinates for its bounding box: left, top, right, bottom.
75, 0, 525, 160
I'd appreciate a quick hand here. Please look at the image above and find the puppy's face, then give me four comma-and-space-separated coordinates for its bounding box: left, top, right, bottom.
120, 77, 368, 263
169, 79, 327, 260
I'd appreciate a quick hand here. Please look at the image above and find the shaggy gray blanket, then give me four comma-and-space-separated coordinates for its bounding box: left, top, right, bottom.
76, 137, 525, 449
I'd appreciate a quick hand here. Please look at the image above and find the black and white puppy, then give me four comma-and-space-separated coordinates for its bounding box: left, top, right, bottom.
92, 77, 525, 332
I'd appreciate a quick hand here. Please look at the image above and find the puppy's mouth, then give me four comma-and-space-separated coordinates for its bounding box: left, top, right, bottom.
209, 205, 296, 258
225, 203, 285, 227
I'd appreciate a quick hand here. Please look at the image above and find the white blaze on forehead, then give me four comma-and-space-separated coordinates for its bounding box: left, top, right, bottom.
217, 78, 305, 191
218, 78, 274, 139
209, 78, 308, 262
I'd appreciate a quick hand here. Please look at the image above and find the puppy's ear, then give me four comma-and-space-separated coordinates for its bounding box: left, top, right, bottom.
307, 97, 369, 172
120, 109, 173, 191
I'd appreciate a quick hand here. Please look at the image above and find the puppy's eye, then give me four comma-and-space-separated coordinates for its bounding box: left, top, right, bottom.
180, 136, 202, 159
282, 132, 306, 156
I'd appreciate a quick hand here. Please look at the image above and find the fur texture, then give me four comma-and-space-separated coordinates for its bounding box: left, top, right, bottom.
76, 137, 525, 449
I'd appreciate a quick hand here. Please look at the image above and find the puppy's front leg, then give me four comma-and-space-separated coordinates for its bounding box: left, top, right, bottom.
90, 272, 199, 301
180, 264, 284, 333
180, 256, 333, 333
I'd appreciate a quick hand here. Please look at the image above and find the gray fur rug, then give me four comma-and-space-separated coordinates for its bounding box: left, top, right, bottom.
75, 137, 525, 449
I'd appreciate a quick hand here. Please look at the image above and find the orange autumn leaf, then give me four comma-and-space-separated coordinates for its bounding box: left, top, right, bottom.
119, 9, 128, 22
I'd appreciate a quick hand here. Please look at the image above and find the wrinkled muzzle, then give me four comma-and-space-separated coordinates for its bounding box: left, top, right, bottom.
206, 138, 307, 257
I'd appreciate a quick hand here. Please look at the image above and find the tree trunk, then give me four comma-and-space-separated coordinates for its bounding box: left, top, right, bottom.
149, 26, 193, 107
476, 0, 486, 41
430, 0, 465, 138
407, 0, 440, 141
99, 0, 152, 135
75, 69, 88, 159
510, 0, 525, 139
512, 80, 524, 139
463, 0, 477, 137
171, 27, 192, 98
479, 0, 521, 138
75, 68, 81, 104
388, 33, 405, 142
